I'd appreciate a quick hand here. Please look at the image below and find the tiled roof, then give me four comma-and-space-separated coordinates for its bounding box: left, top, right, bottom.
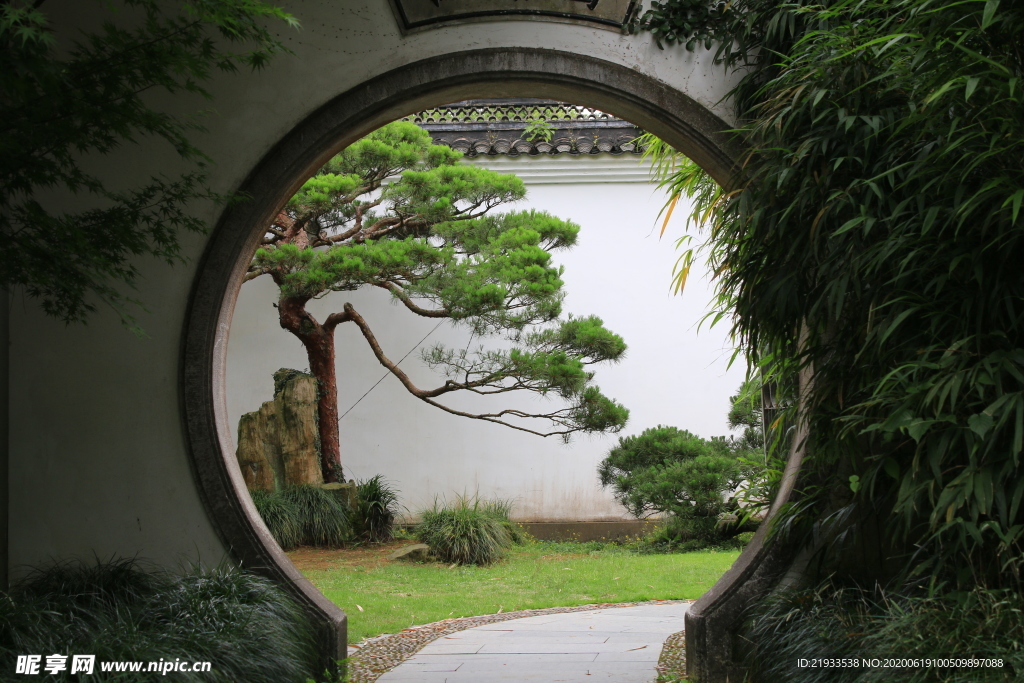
405, 98, 645, 157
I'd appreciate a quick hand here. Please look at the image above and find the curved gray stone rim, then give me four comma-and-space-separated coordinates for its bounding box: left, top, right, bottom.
179, 47, 773, 679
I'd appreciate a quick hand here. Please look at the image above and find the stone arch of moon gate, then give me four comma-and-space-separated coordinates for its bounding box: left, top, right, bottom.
0, 4, 824, 682
182, 43, 811, 681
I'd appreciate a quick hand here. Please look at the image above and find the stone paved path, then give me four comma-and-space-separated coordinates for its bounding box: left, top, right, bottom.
375, 602, 690, 682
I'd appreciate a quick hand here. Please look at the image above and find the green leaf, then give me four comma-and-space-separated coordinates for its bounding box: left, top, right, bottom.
908, 420, 933, 442
967, 412, 993, 437
965, 77, 980, 101
884, 457, 900, 480
982, 0, 1000, 30
1003, 189, 1024, 225
974, 467, 993, 514
921, 205, 941, 234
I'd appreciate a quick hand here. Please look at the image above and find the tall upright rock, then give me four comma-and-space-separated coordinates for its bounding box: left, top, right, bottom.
236, 369, 323, 491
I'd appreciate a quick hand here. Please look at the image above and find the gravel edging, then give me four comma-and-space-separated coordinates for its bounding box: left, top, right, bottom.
656, 629, 687, 681
346, 600, 692, 683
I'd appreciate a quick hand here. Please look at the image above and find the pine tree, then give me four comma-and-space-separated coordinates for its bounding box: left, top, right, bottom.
247, 121, 629, 482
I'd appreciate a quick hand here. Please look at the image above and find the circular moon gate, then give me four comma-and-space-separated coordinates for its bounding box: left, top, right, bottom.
182, 47, 787, 681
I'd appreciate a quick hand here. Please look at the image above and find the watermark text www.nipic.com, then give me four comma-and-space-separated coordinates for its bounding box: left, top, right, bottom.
15, 655, 213, 675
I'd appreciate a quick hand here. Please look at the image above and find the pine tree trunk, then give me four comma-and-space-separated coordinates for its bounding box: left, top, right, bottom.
306, 332, 342, 483
277, 295, 344, 483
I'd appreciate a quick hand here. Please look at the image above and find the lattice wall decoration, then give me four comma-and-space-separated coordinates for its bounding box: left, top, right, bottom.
404, 99, 646, 157
409, 103, 620, 125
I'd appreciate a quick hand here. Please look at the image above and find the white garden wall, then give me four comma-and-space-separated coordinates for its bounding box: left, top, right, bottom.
226, 153, 746, 521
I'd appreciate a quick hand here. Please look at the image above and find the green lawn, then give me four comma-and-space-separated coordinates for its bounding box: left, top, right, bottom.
289, 541, 740, 644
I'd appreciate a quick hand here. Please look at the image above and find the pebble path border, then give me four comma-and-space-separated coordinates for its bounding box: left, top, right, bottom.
655, 629, 687, 681
346, 600, 693, 683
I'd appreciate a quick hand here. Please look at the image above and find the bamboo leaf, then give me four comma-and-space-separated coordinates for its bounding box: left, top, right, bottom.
982, 0, 1000, 30
1003, 189, 1024, 225
879, 308, 918, 345
660, 194, 680, 237
965, 77, 980, 101
908, 420, 933, 443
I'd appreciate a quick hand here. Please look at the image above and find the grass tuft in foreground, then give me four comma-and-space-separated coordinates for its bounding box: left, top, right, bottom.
0, 557, 321, 682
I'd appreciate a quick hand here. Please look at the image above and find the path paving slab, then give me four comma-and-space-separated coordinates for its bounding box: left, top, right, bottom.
376, 602, 689, 683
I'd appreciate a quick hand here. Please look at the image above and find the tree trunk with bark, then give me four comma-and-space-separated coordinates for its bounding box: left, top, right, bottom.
277, 292, 348, 483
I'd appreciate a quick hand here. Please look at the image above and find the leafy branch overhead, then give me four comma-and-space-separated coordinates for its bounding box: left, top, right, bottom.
0, 0, 298, 331
249, 122, 629, 481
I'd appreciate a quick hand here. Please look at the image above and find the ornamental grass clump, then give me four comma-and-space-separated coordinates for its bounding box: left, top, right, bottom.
352, 475, 402, 543
250, 488, 303, 550
479, 497, 531, 545
0, 558, 320, 682
280, 484, 350, 547
415, 495, 517, 566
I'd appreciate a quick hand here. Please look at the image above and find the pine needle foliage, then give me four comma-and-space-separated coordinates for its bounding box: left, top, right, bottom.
638, 0, 1024, 591
598, 426, 758, 548
415, 495, 518, 566
0, 557, 320, 682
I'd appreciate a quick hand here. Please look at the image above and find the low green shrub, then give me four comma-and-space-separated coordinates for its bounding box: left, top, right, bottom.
598, 425, 761, 552
415, 495, 516, 566
745, 580, 1023, 682
0, 558, 320, 682
633, 516, 757, 554
352, 475, 401, 543
250, 489, 302, 550
733, 531, 756, 545
280, 484, 350, 548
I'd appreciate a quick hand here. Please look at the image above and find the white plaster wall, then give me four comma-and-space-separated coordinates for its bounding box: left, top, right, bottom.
9, 0, 742, 575
226, 154, 746, 521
